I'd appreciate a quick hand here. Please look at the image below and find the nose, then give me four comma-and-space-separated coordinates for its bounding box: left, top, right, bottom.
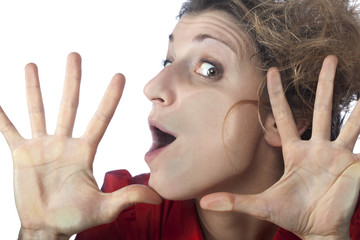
143, 67, 176, 106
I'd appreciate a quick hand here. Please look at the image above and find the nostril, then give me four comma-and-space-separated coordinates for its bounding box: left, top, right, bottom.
153, 97, 165, 103
143, 79, 166, 103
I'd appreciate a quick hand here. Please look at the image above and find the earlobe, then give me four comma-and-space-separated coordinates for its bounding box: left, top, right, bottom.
263, 113, 309, 147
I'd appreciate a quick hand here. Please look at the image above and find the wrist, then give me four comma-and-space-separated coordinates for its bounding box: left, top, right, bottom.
18, 228, 70, 240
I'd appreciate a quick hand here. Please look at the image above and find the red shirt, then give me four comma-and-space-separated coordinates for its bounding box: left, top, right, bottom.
76, 170, 360, 240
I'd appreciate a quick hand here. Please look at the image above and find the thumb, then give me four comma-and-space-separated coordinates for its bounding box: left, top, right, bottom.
200, 192, 270, 220
98, 184, 163, 223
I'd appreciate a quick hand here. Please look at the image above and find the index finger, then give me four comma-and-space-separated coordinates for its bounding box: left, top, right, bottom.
82, 74, 125, 147
25, 63, 47, 138
311, 56, 338, 140
267, 68, 300, 145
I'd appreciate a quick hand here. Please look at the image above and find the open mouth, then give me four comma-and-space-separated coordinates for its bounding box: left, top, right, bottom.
150, 125, 176, 151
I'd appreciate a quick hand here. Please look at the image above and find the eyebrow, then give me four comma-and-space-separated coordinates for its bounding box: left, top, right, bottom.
169, 33, 236, 53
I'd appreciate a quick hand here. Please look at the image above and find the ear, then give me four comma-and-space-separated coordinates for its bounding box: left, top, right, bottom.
263, 113, 309, 147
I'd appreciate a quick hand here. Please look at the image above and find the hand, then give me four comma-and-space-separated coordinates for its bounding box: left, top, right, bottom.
200, 56, 360, 239
0, 53, 162, 239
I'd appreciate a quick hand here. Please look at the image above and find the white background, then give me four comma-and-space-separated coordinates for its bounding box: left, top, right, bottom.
0, 0, 183, 238
0, 1, 359, 239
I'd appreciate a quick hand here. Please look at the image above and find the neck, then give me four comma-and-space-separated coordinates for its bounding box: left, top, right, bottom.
195, 200, 278, 240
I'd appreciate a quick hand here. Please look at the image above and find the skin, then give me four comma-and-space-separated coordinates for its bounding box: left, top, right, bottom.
144, 11, 285, 239
0, 57, 163, 239
0, 10, 359, 240
201, 57, 360, 239
144, 11, 283, 200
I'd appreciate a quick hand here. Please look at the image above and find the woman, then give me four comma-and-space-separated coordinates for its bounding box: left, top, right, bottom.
1, 0, 360, 239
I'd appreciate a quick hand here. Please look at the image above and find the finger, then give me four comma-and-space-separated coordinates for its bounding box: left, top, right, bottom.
336, 100, 360, 150
82, 74, 125, 147
0, 106, 24, 150
25, 63, 46, 138
267, 68, 300, 145
311, 55, 338, 140
55, 53, 82, 136
98, 184, 162, 224
200, 192, 270, 221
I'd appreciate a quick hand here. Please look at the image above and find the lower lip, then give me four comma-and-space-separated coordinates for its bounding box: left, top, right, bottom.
145, 145, 170, 163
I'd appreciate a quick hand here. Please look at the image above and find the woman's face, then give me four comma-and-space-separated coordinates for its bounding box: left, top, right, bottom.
144, 11, 279, 200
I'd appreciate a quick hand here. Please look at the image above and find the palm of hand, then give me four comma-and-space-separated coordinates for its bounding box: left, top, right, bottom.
13, 136, 100, 235
0, 53, 162, 237
266, 141, 357, 237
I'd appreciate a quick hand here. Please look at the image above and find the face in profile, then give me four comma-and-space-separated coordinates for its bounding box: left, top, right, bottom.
143, 11, 280, 200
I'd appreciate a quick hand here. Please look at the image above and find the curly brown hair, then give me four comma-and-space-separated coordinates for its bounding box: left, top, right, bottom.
179, 0, 360, 141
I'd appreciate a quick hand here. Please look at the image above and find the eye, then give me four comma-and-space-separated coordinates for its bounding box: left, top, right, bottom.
195, 61, 222, 78
162, 59, 172, 68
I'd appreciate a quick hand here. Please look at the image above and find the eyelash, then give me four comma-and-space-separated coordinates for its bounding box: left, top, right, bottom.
161, 58, 223, 79
162, 59, 172, 68
196, 58, 223, 80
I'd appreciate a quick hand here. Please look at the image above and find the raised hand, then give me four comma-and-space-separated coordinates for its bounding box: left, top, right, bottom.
0, 53, 162, 239
200, 56, 360, 239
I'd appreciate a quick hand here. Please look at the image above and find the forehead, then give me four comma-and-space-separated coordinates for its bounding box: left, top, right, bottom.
171, 11, 252, 56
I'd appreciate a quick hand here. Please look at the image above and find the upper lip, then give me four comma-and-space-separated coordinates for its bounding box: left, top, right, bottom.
148, 119, 177, 139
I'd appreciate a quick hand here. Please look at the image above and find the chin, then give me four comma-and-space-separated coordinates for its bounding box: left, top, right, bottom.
148, 174, 197, 201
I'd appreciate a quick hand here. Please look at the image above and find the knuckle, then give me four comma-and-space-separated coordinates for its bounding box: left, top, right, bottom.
0, 122, 13, 134
61, 97, 79, 110
28, 106, 44, 114
94, 110, 111, 124
124, 186, 140, 206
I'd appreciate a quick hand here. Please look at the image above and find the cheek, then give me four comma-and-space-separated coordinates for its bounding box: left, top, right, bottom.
180, 90, 229, 149
149, 91, 235, 199
148, 90, 263, 200
222, 104, 263, 171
